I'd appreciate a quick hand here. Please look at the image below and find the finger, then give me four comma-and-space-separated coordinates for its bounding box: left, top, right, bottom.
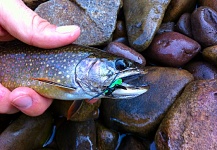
9, 87, 53, 116
0, 26, 15, 41
0, 84, 19, 114
0, 0, 80, 49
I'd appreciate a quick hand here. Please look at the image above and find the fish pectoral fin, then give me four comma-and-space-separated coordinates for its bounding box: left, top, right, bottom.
31, 78, 76, 91
67, 101, 83, 120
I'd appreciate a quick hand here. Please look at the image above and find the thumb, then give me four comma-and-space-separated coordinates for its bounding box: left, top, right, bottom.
0, 0, 80, 48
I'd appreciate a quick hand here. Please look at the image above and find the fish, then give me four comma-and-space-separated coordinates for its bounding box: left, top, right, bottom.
0, 43, 149, 101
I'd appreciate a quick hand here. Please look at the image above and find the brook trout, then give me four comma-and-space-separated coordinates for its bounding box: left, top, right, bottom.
0, 44, 148, 100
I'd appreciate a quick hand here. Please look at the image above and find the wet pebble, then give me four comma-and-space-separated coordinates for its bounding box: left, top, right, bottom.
202, 45, 217, 66
191, 6, 217, 47
35, 0, 121, 46
124, 0, 171, 51
155, 79, 217, 149
113, 20, 127, 40
145, 32, 201, 67
106, 42, 146, 66
101, 67, 193, 137
0, 111, 53, 150
184, 61, 217, 80
199, 0, 217, 12
175, 13, 192, 37
56, 120, 96, 150
163, 0, 197, 22
156, 22, 175, 35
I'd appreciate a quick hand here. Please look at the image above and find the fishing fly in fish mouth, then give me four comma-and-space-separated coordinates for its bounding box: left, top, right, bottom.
0, 44, 149, 101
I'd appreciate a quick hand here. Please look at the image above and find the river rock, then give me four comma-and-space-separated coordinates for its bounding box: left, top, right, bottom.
184, 61, 217, 80
96, 122, 119, 150
202, 45, 217, 66
101, 67, 193, 137
56, 120, 96, 150
35, 0, 121, 46
155, 79, 217, 149
0, 111, 53, 150
113, 20, 127, 40
23, 0, 48, 10
156, 22, 175, 35
191, 6, 217, 47
199, 0, 217, 12
145, 32, 201, 67
123, 0, 171, 52
106, 42, 146, 66
163, 0, 197, 22
175, 13, 192, 37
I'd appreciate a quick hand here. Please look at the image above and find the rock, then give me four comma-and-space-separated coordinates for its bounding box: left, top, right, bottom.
155, 79, 217, 149
35, 0, 121, 46
198, 0, 217, 12
23, 0, 48, 10
0, 114, 20, 134
118, 135, 150, 150
202, 45, 217, 65
96, 122, 119, 150
163, 0, 197, 22
0, 111, 53, 150
113, 20, 127, 40
184, 61, 217, 80
106, 42, 146, 66
113, 37, 130, 46
101, 67, 193, 137
123, 0, 171, 52
56, 120, 96, 150
145, 32, 201, 67
156, 22, 175, 35
175, 13, 192, 37
191, 6, 217, 47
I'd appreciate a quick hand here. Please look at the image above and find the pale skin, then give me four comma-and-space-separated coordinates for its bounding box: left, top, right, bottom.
0, 0, 81, 116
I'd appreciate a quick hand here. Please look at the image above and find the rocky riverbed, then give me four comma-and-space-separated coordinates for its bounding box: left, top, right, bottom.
1, 0, 217, 149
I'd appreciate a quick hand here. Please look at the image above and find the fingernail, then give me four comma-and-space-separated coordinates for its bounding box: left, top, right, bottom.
56, 25, 80, 34
12, 95, 33, 108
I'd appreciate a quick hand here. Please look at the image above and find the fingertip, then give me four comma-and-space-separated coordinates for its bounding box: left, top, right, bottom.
10, 87, 53, 116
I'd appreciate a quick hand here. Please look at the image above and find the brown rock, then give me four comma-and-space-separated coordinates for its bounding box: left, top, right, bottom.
191, 6, 217, 47
124, 0, 171, 52
23, 0, 48, 10
155, 79, 217, 149
35, 0, 121, 46
101, 67, 193, 137
113, 20, 127, 40
202, 45, 217, 65
106, 42, 146, 66
184, 61, 217, 80
156, 22, 175, 35
163, 0, 197, 22
175, 13, 192, 37
199, 0, 217, 12
145, 32, 201, 67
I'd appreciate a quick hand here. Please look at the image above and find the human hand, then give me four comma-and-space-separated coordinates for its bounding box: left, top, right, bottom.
0, 0, 80, 116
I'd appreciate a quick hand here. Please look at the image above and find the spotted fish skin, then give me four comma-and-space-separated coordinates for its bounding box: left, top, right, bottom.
0, 43, 147, 100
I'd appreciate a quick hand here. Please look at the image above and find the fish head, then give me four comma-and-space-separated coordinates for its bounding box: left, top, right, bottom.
75, 54, 149, 99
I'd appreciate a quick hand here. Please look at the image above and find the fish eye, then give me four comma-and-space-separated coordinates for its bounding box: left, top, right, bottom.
115, 59, 129, 70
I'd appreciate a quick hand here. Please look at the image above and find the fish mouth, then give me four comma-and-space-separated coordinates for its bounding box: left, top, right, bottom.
105, 69, 149, 99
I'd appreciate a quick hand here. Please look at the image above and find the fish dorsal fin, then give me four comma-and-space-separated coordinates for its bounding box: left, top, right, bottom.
31, 78, 76, 91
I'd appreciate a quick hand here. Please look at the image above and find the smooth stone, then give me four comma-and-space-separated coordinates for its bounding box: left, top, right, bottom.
96, 122, 119, 150
124, 0, 171, 52
163, 0, 197, 22
23, 0, 48, 10
51, 100, 100, 121
156, 22, 175, 35
118, 135, 150, 150
155, 79, 217, 149
0, 111, 53, 150
101, 67, 193, 137
113, 20, 127, 40
0, 114, 19, 134
145, 32, 201, 67
202, 45, 217, 65
175, 13, 192, 37
106, 42, 146, 66
191, 6, 217, 47
184, 61, 217, 80
113, 37, 130, 46
199, 0, 217, 12
35, 0, 121, 46
56, 120, 96, 150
